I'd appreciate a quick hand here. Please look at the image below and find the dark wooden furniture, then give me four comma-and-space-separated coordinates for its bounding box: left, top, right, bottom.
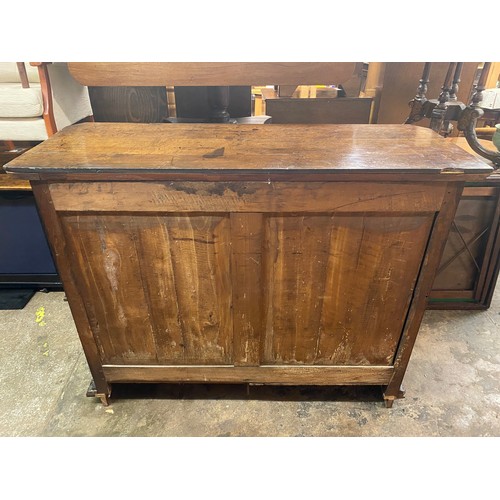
88, 86, 168, 123
400, 63, 500, 309
377, 62, 479, 129
4, 123, 491, 407
261, 89, 372, 124
429, 137, 500, 309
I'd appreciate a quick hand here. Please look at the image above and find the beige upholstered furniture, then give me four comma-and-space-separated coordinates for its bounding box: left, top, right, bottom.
0, 62, 93, 141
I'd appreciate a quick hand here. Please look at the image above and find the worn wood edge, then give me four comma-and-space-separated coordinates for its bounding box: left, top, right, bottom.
5, 171, 492, 184
102, 365, 393, 385
5, 165, 493, 176
30, 181, 110, 396
385, 182, 464, 398
48, 181, 447, 213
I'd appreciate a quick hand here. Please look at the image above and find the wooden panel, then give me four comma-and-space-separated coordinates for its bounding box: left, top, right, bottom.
103, 365, 394, 385
5, 123, 492, 176
264, 97, 372, 124
262, 215, 434, 366
60, 214, 233, 365
88, 86, 168, 123
230, 214, 263, 366
68, 62, 357, 87
49, 181, 447, 213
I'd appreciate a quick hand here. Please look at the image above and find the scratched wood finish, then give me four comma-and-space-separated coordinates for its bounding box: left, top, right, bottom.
262, 215, 434, 366
102, 365, 394, 385
68, 62, 357, 87
60, 214, 233, 365
4, 123, 491, 176
48, 181, 446, 213
4, 123, 492, 406
57, 204, 435, 369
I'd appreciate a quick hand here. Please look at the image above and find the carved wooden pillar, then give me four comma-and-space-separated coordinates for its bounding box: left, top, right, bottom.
405, 62, 431, 124
430, 62, 456, 135
449, 62, 464, 101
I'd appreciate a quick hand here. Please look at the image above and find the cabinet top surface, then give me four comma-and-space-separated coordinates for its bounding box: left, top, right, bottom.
4, 123, 493, 177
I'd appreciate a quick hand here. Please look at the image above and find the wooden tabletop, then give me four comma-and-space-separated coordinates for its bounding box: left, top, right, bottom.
4, 123, 493, 178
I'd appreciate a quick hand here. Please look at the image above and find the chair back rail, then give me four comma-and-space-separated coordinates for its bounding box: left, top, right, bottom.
68, 62, 358, 87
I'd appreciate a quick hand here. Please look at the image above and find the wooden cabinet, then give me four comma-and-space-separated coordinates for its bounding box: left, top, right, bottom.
429, 183, 500, 309
429, 138, 500, 309
4, 123, 492, 406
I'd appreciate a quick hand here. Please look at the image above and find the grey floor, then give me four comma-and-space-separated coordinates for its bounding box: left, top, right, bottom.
0, 288, 499, 437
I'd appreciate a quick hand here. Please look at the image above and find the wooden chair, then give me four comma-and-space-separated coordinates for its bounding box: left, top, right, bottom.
68, 62, 358, 124
0, 62, 93, 152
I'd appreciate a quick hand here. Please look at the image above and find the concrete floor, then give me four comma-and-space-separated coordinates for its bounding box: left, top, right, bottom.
0, 288, 499, 437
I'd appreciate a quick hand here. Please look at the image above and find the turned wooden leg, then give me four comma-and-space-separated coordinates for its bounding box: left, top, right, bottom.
383, 385, 405, 408
86, 379, 112, 406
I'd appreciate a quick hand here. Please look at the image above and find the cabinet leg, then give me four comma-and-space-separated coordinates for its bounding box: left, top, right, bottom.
383, 385, 405, 408
86, 379, 112, 406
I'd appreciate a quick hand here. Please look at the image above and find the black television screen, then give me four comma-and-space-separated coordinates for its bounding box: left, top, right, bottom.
0, 191, 61, 287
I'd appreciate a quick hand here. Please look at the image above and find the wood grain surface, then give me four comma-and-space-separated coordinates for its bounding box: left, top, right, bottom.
52, 181, 439, 370
4, 123, 492, 176
60, 214, 233, 365
102, 365, 394, 385
12, 121, 489, 405
48, 181, 446, 213
88, 86, 168, 123
68, 62, 357, 87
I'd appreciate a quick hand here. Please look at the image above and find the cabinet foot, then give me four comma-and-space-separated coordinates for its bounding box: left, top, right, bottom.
86, 379, 112, 406
383, 385, 405, 408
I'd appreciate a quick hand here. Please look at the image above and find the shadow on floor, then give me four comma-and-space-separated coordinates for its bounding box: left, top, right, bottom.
109, 383, 386, 404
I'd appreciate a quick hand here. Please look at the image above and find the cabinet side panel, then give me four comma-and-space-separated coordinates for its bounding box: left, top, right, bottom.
60, 214, 233, 365
262, 215, 434, 365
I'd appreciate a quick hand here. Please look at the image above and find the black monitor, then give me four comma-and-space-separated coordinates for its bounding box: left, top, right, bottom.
0, 190, 61, 289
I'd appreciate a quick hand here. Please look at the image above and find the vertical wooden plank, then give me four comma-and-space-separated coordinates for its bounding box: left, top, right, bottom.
133, 216, 186, 363
262, 216, 333, 364
30, 182, 111, 399
165, 215, 233, 364
384, 183, 464, 405
230, 213, 263, 366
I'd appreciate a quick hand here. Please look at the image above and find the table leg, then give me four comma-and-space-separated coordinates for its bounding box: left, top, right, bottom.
86, 379, 112, 406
